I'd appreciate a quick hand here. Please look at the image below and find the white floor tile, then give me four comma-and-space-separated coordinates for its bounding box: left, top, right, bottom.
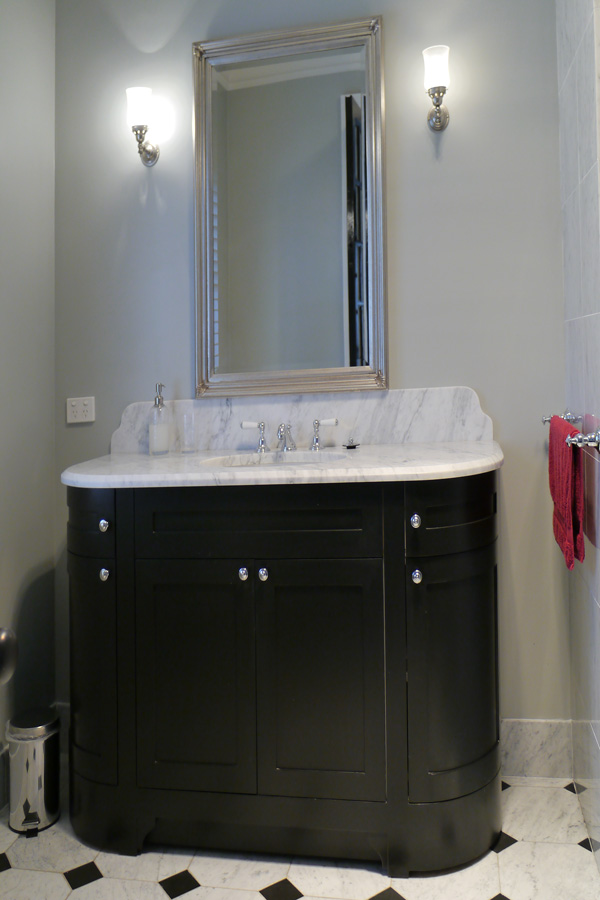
95, 845, 194, 881
501, 776, 573, 788
501, 784, 588, 843
189, 850, 292, 890
0, 819, 18, 854
6, 822, 98, 872
0, 867, 71, 900
287, 858, 390, 900
498, 841, 600, 900
184, 887, 267, 900
70, 875, 168, 898
390, 852, 500, 900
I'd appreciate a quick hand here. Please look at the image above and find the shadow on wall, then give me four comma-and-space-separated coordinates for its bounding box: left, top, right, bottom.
9, 566, 55, 714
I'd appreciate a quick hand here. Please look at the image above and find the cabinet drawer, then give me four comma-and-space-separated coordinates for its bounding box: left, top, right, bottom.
404, 471, 497, 557
67, 487, 116, 557
134, 483, 383, 559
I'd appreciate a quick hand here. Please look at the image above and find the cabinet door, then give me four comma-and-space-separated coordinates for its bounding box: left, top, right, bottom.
406, 543, 499, 802
256, 559, 385, 801
136, 560, 256, 793
68, 553, 118, 785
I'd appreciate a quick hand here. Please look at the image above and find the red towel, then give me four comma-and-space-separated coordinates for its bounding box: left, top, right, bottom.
548, 415, 585, 569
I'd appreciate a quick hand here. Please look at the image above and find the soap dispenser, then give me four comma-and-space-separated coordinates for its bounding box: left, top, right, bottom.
149, 383, 170, 455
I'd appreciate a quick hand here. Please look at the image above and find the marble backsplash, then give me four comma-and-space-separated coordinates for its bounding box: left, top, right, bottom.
111, 386, 493, 455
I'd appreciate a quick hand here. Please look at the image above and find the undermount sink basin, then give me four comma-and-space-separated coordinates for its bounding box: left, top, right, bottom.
202, 450, 349, 467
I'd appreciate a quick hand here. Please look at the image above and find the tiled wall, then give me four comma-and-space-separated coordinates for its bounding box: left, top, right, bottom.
556, 0, 600, 870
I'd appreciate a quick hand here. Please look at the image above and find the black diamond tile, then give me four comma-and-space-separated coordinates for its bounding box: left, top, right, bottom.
575, 782, 587, 793
565, 782, 577, 793
64, 861, 103, 890
490, 895, 512, 900
579, 837, 593, 852
369, 889, 407, 900
260, 878, 303, 900
492, 832, 518, 853
501, 780, 511, 790
159, 870, 200, 899
591, 837, 600, 853
0, 853, 11, 872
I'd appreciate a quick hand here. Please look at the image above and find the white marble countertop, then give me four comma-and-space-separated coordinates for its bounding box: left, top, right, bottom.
61, 441, 503, 489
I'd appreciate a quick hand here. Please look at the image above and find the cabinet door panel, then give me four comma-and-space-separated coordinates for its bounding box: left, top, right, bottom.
406, 542, 499, 802
257, 559, 385, 801
136, 560, 256, 793
68, 553, 118, 785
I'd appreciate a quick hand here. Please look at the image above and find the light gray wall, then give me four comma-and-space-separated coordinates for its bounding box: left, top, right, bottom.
54, 0, 566, 719
556, 0, 600, 870
0, 0, 56, 733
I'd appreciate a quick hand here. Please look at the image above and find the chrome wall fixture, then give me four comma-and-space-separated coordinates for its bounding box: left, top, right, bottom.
541, 411, 600, 448
423, 45, 450, 131
565, 431, 600, 448
126, 87, 160, 167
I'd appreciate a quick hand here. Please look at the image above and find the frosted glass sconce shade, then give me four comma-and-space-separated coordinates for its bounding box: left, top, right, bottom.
125, 86, 160, 167
422, 45, 450, 131
126, 87, 153, 127
422, 45, 450, 91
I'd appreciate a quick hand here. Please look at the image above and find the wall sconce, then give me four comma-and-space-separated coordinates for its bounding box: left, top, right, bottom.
126, 86, 160, 167
422, 45, 450, 131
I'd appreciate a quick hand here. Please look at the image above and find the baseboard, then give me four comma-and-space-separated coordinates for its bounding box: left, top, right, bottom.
501, 718, 573, 778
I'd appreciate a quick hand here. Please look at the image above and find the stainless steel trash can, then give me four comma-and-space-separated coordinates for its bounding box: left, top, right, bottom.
5, 707, 60, 833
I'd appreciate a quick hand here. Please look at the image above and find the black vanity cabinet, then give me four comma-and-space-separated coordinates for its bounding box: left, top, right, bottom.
67, 472, 500, 876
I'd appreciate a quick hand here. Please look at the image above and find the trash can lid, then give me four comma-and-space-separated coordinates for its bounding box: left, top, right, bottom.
6, 707, 59, 740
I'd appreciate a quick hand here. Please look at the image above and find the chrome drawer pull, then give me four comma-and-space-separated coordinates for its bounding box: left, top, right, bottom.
412, 569, 423, 585
99, 519, 110, 533
238, 567, 249, 581
99, 568, 110, 582
258, 567, 269, 582
410, 514, 421, 529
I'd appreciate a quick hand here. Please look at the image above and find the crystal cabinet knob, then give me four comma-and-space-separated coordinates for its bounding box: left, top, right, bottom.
99, 519, 110, 533
238, 567, 249, 581
258, 567, 269, 582
412, 569, 423, 585
99, 568, 110, 582
410, 514, 421, 529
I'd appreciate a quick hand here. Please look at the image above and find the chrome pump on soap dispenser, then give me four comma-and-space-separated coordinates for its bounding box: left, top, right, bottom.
149, 383, 170, 456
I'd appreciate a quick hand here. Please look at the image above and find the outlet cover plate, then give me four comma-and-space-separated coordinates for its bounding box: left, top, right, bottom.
66, 397, 95, 424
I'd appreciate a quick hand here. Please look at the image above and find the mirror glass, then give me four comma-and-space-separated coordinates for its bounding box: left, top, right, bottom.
194, 18, 386, 396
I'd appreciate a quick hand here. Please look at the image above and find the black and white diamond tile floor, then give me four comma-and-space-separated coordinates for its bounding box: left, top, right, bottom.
1, 778, 599, 899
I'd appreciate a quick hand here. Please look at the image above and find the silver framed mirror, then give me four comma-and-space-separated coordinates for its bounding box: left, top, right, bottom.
193, 17, 386, 397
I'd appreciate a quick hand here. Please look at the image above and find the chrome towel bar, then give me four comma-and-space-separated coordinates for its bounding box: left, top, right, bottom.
566, 431, 600, 448
541, 411, 581, 424
542, 411, 597, 448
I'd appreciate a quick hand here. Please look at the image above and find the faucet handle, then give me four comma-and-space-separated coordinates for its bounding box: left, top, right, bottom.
241, 420, 269, 453
310, 418, 338, 451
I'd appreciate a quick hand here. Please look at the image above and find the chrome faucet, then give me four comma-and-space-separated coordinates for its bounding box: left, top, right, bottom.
277, 423, 296, 452
310, 418, 339, 451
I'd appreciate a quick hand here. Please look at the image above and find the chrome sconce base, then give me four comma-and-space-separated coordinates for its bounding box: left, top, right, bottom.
131, 125, 160, 167
427, 86, 449, 131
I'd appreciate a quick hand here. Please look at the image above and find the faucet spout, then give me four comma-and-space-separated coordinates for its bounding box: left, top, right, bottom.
277, 423, 296, 452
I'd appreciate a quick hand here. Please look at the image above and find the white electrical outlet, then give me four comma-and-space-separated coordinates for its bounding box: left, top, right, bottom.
66, 397, 96, 424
